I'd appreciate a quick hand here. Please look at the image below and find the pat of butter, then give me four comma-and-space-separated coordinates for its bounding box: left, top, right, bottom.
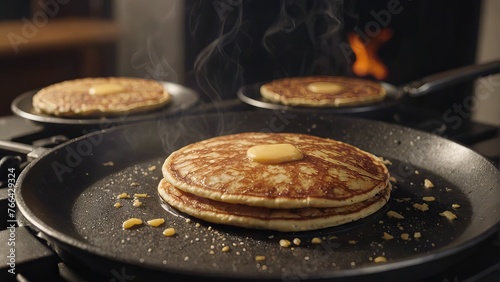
307, 82, 343, 94
247, 143, 303, 164
89, 83, 125, 95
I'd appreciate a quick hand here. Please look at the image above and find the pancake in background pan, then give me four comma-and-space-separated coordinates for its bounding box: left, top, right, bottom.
32, 77, 172, 117
158, 178, 391, 232
162, 132, 390, 209
260, 76, 386, 107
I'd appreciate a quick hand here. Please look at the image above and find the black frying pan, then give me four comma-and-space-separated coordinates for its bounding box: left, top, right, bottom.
15, 112, 500, 281
10, 81, 200, 127
238, 60, 500, 114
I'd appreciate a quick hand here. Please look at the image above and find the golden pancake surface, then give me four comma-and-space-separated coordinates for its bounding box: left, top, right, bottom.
162, 132, 390, 209
158, 178, 391, 232
260, 76, 386, 107
32, 77, 171, 117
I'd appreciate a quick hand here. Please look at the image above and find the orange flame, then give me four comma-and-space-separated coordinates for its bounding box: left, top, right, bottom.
348, 28, 392, 80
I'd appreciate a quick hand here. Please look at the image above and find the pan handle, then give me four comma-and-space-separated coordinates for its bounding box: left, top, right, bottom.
0, 140, 49, 161
402, 60, 500, 97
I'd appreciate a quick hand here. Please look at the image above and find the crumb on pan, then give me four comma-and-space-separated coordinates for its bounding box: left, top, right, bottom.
311, 237, 322, 244
163, 228, 176, 237
382, 232, 394, 240
374, 256, 387, 263
439, 210, 458, 220
413, 203, 429, 212
387, 210, 404, 219
147, 218, 165, 227
424, 179, 434, 189
123, 218, 142, 229
279, 239, 291, 248
117, 193, 130, 199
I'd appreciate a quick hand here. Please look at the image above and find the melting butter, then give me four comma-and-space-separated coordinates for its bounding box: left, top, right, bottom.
89, 83, 125, 95
247, 143, 303, 164
307, 82, 343, 94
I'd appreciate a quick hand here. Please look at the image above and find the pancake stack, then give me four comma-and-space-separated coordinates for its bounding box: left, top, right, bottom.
158, 132, 391, 232
260, 76, 386, 107
32, 77, 172, 117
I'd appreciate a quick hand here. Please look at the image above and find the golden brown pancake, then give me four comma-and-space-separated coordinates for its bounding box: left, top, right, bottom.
158, 179, 391, 232
162, 132, 390, 209
32, 77, 171, 117
260, 76, 386, 107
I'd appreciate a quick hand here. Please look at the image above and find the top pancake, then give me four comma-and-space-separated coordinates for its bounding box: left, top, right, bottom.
162, 132, 390, 209
260, 76, 386, 107
32, 77, 172, 117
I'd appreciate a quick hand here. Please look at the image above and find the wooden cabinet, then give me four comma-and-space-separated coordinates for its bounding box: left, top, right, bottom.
0, 18, 119, 116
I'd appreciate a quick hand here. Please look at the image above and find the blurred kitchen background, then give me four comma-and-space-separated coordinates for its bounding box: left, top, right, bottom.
0, 0, 498, 126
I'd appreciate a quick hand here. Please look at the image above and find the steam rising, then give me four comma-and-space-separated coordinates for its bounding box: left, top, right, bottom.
262, 0, 346, 76
191, 1, 247, 103
131, 36, 179, 82
158, 0, 347, 153
130, 0, 181, 83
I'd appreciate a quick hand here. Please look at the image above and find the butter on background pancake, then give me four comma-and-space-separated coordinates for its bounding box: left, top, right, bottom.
32, 77, 171, 117
158, 179, 391, 232
162, 132, 390, 209
260, 76, 386, 107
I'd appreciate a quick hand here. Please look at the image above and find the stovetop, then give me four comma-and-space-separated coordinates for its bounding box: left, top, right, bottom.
0, 105, 499, 281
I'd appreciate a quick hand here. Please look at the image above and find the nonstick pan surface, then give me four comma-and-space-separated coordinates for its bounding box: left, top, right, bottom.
238, 60, 500, 114
11, 81, 199, 127
16, 112, 500, 281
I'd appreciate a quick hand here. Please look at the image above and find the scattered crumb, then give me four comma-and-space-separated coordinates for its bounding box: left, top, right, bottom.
117, 193, 130, 199
130, 182, 140, 187
395, 198, 411, 203
102, 161, 114, 166
163, 228, 176, 237
382, 232, 394, 240
293, 238, 301, 246
147, 218, 165, 227
279, 239, 291, 248
439, 210, 458, 220
413, 203, 429, 212
148, 165, 157, 171
452, 204, 461, 209
311, 237, 322, 244
414, 232, 422, 239
378, 157, 392, 165
113, 202, 122, 208
122, 218, 142, 229
222, 246, 230, 252
387, 210, 404, 219
134, 193, 149, 198
422, 196, 436, 202
374, 256, 387, 263
424, 179, 434, 189
133, 200, 143, 207
348, 240, 357, 245
255, 256, 266, 261
400, 233, 410, 240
